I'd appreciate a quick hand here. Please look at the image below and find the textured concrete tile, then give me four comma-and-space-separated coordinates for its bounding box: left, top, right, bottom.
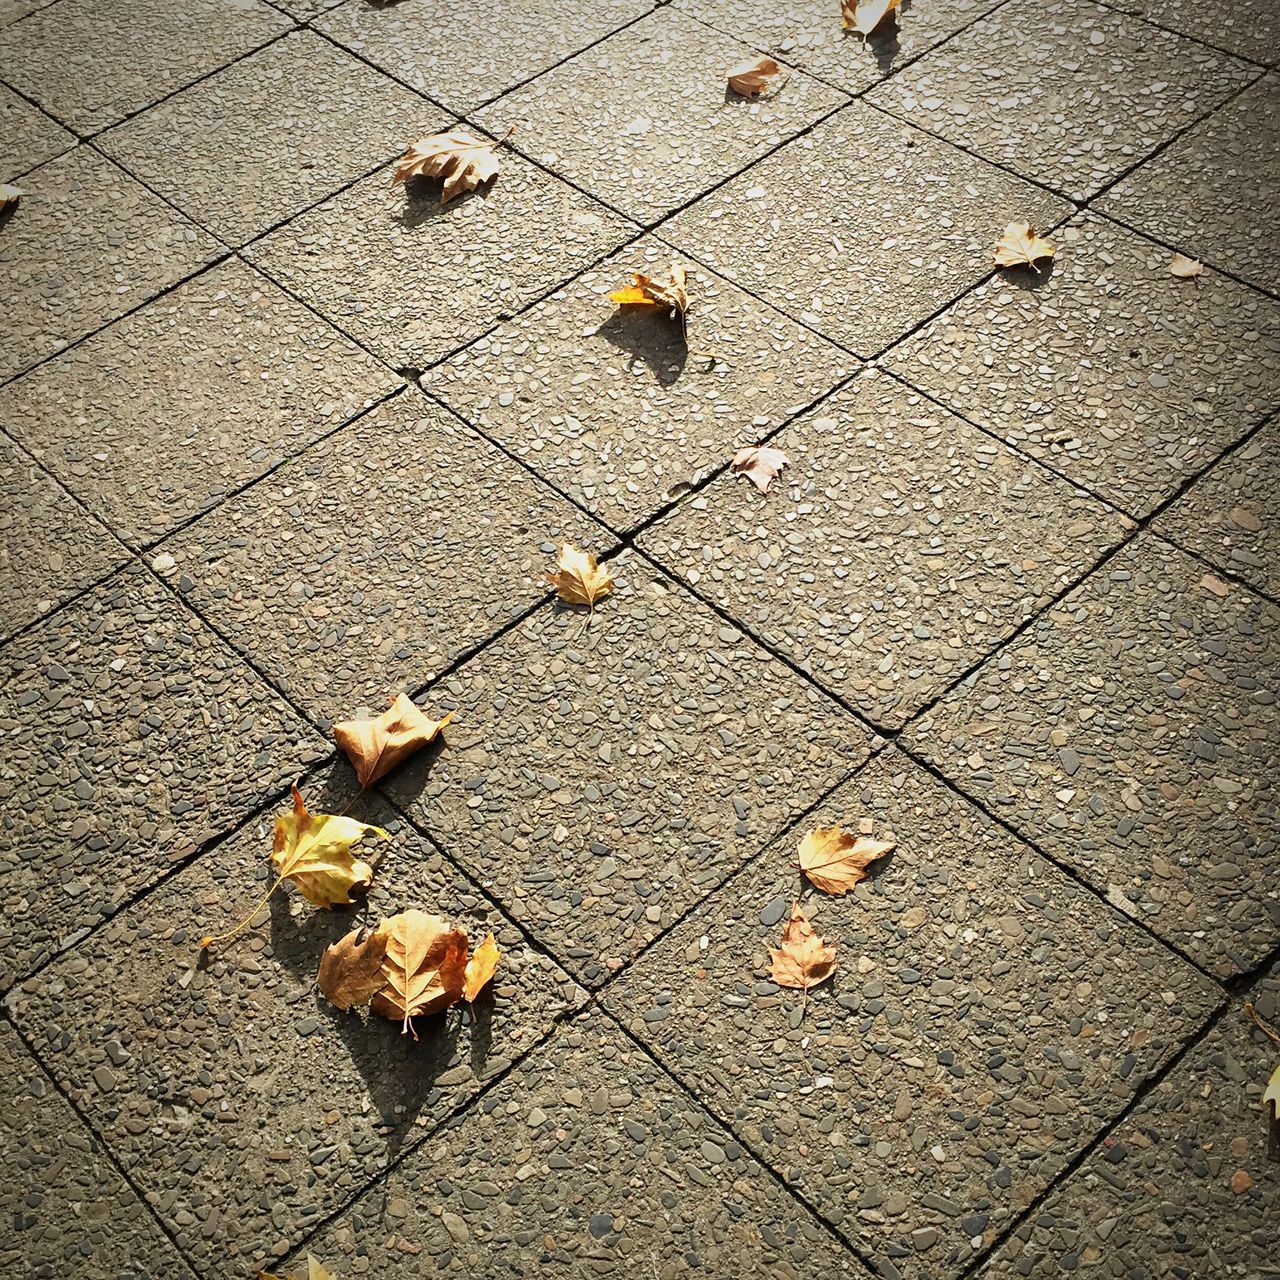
0, 83, 73, 181
0, 564, 326, 988
280, 1010, 861, 1278
0, 0, 50, 27
0, 147, 221, 382
246, 152, 632, 370
473, 8, 847, 224
867, 0, 1254, 202
0, 438, 126, 638
423, 238, 854, 533
905, 535, 1280, 978
886, 215, 1280, 517
605, 750, 1220, 1280
274, 0, 342, 16
386, 549, 874, 985
1157, 423, 1280, 600
317, 0, 651, 116
7, 776, 585, 1276
0, 0, 290, 134
0, 1021, 193, 1280
1107, 0, 1280, 63
161, 391, 612, 723
639, 370, 1131, 728
0, 258, 395, 546
663, 104, 1069, 356
98, 31, 439, 246
981, 969, 1279, 1280
1097, 75, 1280, 295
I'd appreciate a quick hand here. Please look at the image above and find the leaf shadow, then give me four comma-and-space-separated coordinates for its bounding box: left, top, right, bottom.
844, 4, 907, 75
369, 731, 451, 808
595, 306, 689, 386
393, 175, 496, 229
1002, 257, 1057, 292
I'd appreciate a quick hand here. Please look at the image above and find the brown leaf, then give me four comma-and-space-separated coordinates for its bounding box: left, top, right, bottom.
608, 263, 688, 317
463, 931, 501, 1001
260, 1258, 337, 1280
841, 0, 900, 37
731, 445, 789, 494
547, 542, 615, 608
796, 824, 895, 894
0, 184, 22, 214
994, 221, 1057, 271
1169, 252, 1203, 280
727, 56, 783, 98
768, 903, 838, 990
317, 924, 389, 1012
371, 909, 469, 1035
392, 129, 502, 204
333, 694, 455, 789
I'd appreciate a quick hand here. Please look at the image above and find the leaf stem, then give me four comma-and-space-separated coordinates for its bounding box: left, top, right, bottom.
199, 876, 285, 951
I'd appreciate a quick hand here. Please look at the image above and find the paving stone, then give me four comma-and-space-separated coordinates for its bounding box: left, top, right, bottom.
885, 214, 1280, 518
639, 369, 1131, 729
0, 257, 395, 546
1097, 75, 1280, 296
385, 548, 874, 984
274, 0, 342, 17
904, 534, 1280, 978
473, 8, 848, 224
0, 0, 290, 134
981, 967, 1279, 1279
97, 32, 439, 246
0, 0, 50, 27
246, 152, 632, 371
866, 0, 1254, 203
663, 104, 1070, 356
275, 1009, 858, 1278
316, 0, 651, 116
0, 82, 73, 181
0, 437, 126, 638
1156, 423, 1280, 600
0, 1020, 193, 1280
160, 390, 612, 722
6, 776, 586, 1275
0, 147, 221, 382
0, 564, 326, 988
1107, 0, 1280, 63
422, 237, 854, 533
604, 749, 1219, 1280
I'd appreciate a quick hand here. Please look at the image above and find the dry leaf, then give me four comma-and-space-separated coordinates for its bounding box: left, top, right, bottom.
796, 824, 895, 894
994, 222, 1057, 271
371, 909, 469, 1035
0, 184, 22, 214
463, 931, 501, 1001
333, 694, 455, 788
317, 924, 389, 1012
260, 1257, 337, 1280
1169, 252, 1203, 280
727, 56, 783, 97
271, 785, 388, 908
731, 445, 789, 494
392, 129, 502, 204
768, 902, 838, 991
841, 0, 900, 37
547, 542, 615, 608
608, 263, 688, 318
1264, 1063, 1280, 1112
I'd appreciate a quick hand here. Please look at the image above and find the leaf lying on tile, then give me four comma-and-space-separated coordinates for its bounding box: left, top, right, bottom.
463, 931, 502, 1002
333, 693, 455, 789
768, 902, 838, 990
727, 55, 784, 97
547, 542, 615, 609
392, 129, 504, 204
260, 1255, 337, 1280
994, 221, 1057, 271
0, 184, 22, 214
731, 444, 789, 494
608, 263, 689, 319
796, 824, 895, 894
841, 0, 900, 37
1169, 252, 1204, 281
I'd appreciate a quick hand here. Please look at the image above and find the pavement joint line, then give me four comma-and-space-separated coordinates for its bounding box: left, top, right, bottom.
1096, 0, 1275, 70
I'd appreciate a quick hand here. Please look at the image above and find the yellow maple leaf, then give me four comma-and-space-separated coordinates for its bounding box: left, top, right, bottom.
768, 903, 838, 991
333, 694, 455, 789
371, 909, 469, 1036
547, 542, 615, 609
993, 221, 1057, 271
841, 0, 900, 37
608, 263, 688, 316
392, 129, 504, 204
463, 931, 501, 1002
796, 824, 895, 894
727, 56, 783, 98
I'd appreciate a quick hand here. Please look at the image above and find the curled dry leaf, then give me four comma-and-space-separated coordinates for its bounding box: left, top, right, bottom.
371, 910, 469, 1036
994, 222, 1057, 271
1169, 252, 1204, 280
463, 931, 501, 1002
768, 902, 838, 991
260, 1257, 337, 1280
392, 129, 502, 204
841, 0, 900, 37
547, 542, 615, 608
731, 444, 789, 494
316, 924, 389, 1012
0, 184, 22, 214
727, 56, 783, 97
796, 824, 895, 894
608, 263, 688, 318
333, 693, 455, 788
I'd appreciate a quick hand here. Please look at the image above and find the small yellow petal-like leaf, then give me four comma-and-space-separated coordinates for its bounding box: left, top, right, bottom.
606, 264, 688, 316
463, 931, 501, 1002
768, 902, 838, 990
271, 786, 388, 908
994, 221, 1057, 271
1264, 1063, 1280, 1113
796, 824, 895, 894
333, 694, 454, 788
546, 542, 615, 608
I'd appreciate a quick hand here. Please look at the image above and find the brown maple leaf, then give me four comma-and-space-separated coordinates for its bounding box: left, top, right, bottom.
392, 129, 504, 204
547, 542, 615, 609
727, 56, 783, 98
370, 909, 469, 1036
317, 924, 389, 1012
796, 824, 895, 894
841, 0, 900, 37
1169, 252, 1203, 281
463, 931, 501, 1002
731, 444, 790, 494
333, 694, 455, 789
768, 902, 838, 991
993, 221, 1057, 271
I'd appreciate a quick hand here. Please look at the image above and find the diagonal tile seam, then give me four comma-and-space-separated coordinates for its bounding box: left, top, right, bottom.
1097, 0, 1276, 70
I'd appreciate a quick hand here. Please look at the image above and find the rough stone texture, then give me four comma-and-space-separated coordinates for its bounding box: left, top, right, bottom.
0, 147, 221, 382
1107, 0, 1280, 63
473, 8, 847, 224
0, 565, 326, 988
0, 0, 50, 27
886, 215, 1280, 518
639, 370, 1132, 728
0, 0, 290, 134
0, 258, 395, 547
663, 104, 1070, 356
905, 535, 1280, 978
867, 0, 1255, 202
423, 237, 855, 533
161, 391, 613, 723
0, 1021, 194, 1280
981, 968, 1279, 1280
0, 83, 73, 181
1098, 75, 1280, 295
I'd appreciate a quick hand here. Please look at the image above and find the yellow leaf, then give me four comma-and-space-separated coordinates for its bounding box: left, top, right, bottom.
607, 263, 688, 316
993, 221, 1057, 271
271, 785, 388, 908
546, 542, 615, 608
1264, 1063, 1280, 1114
317, 924, 389, 1012
259, 1256, 337, 1280
727, 56, 783, 98
392, 129, 503, 204
370, 909, 469, 1036
731, 444, 790, 494
768, 903, 838, 991
463, 931, 501, 1001
333, 694, 455, 788
841, 0, 900, 37
1169, 252, 1203, 280
796, 824, 895, 894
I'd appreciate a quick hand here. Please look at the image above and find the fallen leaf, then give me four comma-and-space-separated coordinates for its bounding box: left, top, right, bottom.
392, 129, 503, 204
768, 902, 838, 990
547, 542, 615, 608
333, 694, 455, 789
1265, 1063, 1280, 1112
727, 56, 783, 97
260, 1257, 337, 1280
608, 263, 688, 318
272, 785, 388, 908
731, 445, 789, 494
797, 824, 895, 894
463, 931, 501, 1001
841, 0, 900, 37
371, 909, 469, 1035
1169, 252, 1203, 280
994, 221, 1057, 271
317, 924, 389, 1012
0, 184, 22, 214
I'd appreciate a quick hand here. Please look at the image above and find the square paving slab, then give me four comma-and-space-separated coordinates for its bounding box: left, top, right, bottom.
0, 83, 73, 181
1, 1021, 194, 1280
904, 534, 1280, 979
0, 564, 326, 989
5, 775, 585, 1276
1107, 0, 1280, 63
639, 369, 1132, 729
604, 750, 1220, 1280
866, 0, 1255, 203
0, 257, 396, 547
385, 548, 875, 985
981, 968, 1279, 1280
160, 390, 614, 724
1097, 75, 1280, 296
0, 147, 221, 383
0, 0, 51, 26
97, 31, 441, 247
472, 8, 848, 225
0, 0, 290, 135
885, 214, 1280, 518
278, 1009, 861, 1278
422, 237, 855, 533
246, 152, 632, 371
662, 103, 1070, 356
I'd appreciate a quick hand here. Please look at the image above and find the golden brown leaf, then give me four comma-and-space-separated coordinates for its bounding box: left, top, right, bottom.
333, 694, 455, 788
317, 924, 389, 1012
768, 902, 838, 990
1169, 252, 1203, 280
271, 786, 388, 908
727, 56, 783, 97
993, 222, 1057, 271
547, 542, 615, 608
370, 909, 469, 1035
463, 931, 501, 1001
796, 824, 895, 894
260, 1257, 337, 1280
841, 0, 900, 37
0, 184, 22, 214
392, 129, 502, 204
731, 445, 789, 494
608, 263, 688, 317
